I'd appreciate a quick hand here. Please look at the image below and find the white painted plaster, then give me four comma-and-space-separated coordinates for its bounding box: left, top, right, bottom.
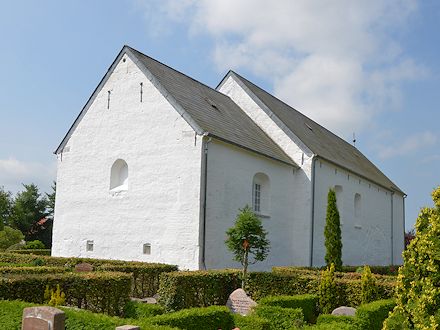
52, 54, 203, 270
313, 159, 404, 266
204, 139, 309, 269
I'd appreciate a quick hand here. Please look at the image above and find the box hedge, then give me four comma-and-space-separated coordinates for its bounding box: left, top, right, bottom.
0, 300, 177, 330
316, 314, 357, 326
124, 300, 165, 319
0, 271, 132, 316
233, 313, 270, 330
7, 249, 51, 256
355, 299, 396, 330
253, 305, 304, 330
0, 266, 68, 275
158, 270, 240, 311
97, 263, 177, 297
147, 305, 234, 330
259, 294, 318, 323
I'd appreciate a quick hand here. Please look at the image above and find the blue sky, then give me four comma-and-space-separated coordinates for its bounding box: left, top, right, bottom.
0, 1, 438, 229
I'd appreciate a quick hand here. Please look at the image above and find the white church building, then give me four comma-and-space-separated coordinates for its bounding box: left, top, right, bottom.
52, 45, 405, 270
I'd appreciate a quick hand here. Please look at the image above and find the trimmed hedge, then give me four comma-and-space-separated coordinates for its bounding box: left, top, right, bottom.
0, 266, 68, 275
233, 314, 270, 330
148, 305, 234, 330
274, 265, 400, 276
0, 299, 177, 330
253, 305, 304, 330
0, 252, 178, 298
259, 294, 318, 323
158, 270, 240, 311
355, 299, 396, 330
316, 314, 357, 326
0, 272, 132, 316
124, 300, 165, 319
97, 263, 177, 298
8, 249, 51, 256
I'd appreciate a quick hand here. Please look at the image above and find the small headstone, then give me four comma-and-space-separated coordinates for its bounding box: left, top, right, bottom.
116, 326, 141, 330
74, 262, 94, 272
331, 306, 356, 316
22, 306, 65, 330
130, 297, 157, 304
226, 288, 257, 316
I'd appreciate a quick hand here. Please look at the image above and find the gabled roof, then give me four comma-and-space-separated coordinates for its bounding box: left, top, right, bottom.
56, 46, 296, 167
223, 71, 404, 194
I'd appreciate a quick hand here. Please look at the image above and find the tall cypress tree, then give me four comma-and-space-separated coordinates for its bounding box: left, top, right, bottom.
324, 188, 342, 270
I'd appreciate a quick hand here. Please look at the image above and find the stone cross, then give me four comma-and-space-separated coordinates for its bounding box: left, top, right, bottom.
226, 288, 257, 316
22, 306, 65, 330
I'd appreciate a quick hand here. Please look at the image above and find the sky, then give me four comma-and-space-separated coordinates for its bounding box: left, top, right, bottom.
0, 0, 439, 230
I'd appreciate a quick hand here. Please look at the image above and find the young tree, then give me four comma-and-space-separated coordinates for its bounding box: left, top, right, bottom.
46, 181, 56, 219
324, 188, 342, 270
318, 263, 338, 313
361, 265, 377, 304
0, 187, 13, 231
0, 226, 24, 250
225, 205, 270, 288
10, 184, 47, 241
384, 186, 440, 329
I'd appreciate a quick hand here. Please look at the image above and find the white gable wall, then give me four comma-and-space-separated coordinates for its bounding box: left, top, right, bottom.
52, 54, 203, 269
313, 159, 404, 266
204, 139, 306, 269
218, 75, 313, 266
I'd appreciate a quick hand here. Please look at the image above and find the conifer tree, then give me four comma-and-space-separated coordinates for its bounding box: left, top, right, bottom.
324, 189, 342, 270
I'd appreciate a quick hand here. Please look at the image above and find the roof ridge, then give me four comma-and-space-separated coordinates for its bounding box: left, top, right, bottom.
230, 71, 360, 154
127, 46, 230, 98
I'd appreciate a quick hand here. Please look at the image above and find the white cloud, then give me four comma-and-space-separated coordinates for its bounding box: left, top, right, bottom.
0, 157, 56, 194
134, 0, 426, 138
376, 131, 437, 159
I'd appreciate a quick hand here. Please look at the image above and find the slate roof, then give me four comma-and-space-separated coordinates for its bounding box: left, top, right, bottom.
127, 47, 296, 166
226, 71, 404, 194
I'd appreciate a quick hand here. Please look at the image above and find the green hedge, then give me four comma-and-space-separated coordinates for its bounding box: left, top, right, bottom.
158, 270, 240, 311
0, 299, 177, 330
233, 314, 270, 330
0, 266, 68, 275
355, 299, 396, 330
147, 305, 234, 330
124, 300, 165, 319
0, 253, 177, 298
253, 305, 304, 330
0, 272, 131, 316
7, 249, 51, 256
316, 314, 357, 326
97, 263, 177, 298
273, 265, 400, 276
259, 294, 318, 323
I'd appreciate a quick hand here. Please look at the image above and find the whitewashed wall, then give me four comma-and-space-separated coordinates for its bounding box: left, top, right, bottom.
218, 75, 313, 266
52, 54, 203, 269
204, 139, 306, 270
312, 159, 404, 266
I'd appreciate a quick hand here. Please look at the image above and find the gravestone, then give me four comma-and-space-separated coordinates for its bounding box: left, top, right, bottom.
74, 262, 94, 272
226, 288, 257, 316
22, 306, 65, 330
331, 306, 356, 316
116, 326, 140, 330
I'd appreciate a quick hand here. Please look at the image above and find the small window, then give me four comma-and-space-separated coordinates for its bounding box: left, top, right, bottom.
110, 159, 128, 191
252, 173, 270, 215
86, 240, 94, 252
143, 243, 151, 255
354, 193, 361, 218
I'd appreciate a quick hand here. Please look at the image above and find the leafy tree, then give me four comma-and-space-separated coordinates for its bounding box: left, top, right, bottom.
0, 186, 13, 230
46, 181, 56, 219
324, 188, 342, 270
384, 186, 440, 329
318, 263, 338, 313
0, 226, 24, 250
10, 184, 47, 241
225, 205, 270, 288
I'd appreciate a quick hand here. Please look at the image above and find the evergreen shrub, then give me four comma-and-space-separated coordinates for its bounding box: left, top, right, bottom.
233, 313, 270, 330
0, 271, 131, 316
158, 270, 240, 311
361, 265, 377, 304
7, 249, 51, 256
318, 264, 338, 314
355, 299, 396, 330
253, 305, 304, 330
258, 294, 318, 323
124, 300, 165, 319
147, 305, 234, 330
324, 189, 342, 270
316, 314, 356, 326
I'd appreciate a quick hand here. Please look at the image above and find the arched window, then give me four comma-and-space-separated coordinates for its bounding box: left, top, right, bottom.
110, 159, 128, 191
354, 193, 361, 218
252, 173, 270, 214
